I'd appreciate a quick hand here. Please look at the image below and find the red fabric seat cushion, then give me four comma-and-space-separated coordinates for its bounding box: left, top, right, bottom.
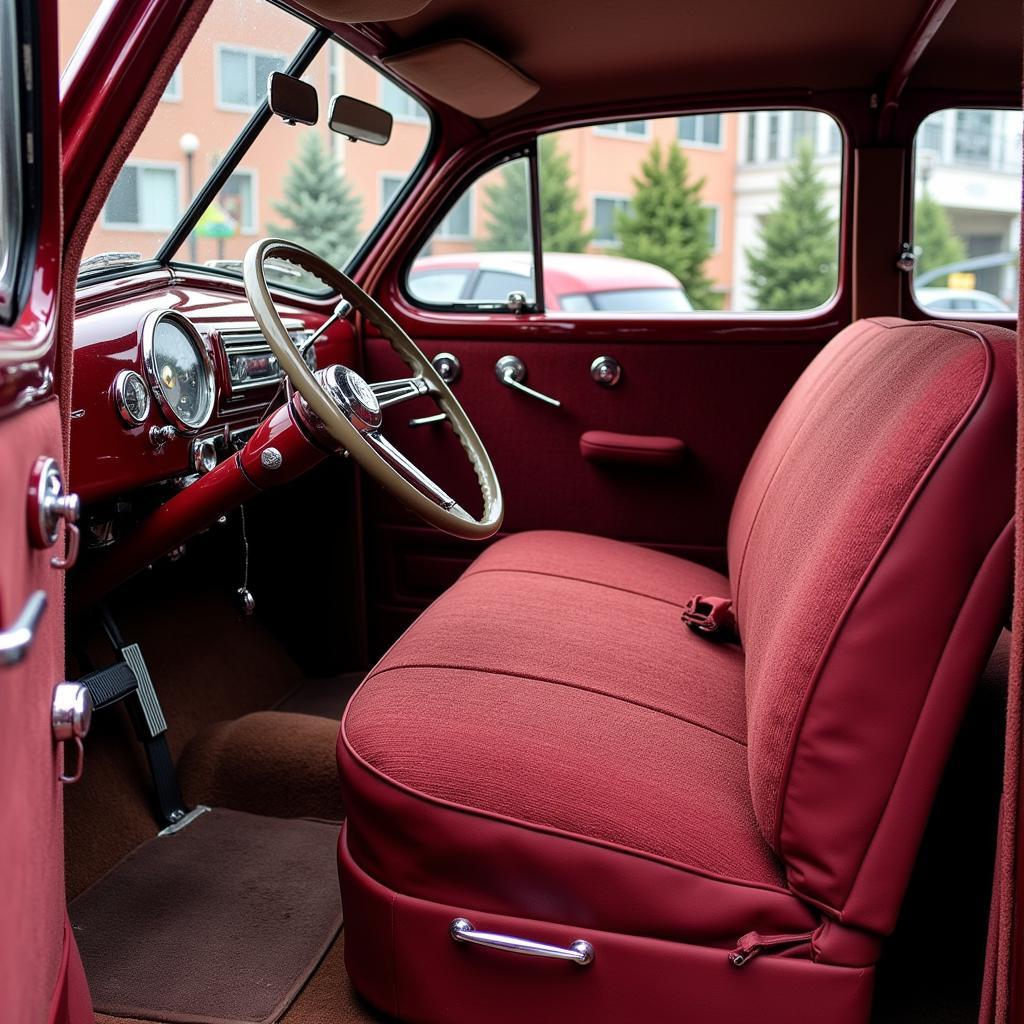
341, 532, 818, 945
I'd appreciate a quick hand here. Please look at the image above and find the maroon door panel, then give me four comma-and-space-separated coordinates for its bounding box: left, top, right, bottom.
363, 329, 824, 648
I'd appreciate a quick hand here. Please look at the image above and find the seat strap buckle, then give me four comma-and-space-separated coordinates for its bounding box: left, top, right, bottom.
681, 595, 736, 639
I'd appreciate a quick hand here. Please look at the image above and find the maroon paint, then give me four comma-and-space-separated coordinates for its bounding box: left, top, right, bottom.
73, 397, 328, 606
69, 274, 354, 504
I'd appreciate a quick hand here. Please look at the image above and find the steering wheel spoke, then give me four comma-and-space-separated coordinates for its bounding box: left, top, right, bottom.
366, 430, 468, 517
242, 238, 501, 539
370, 376, 433, 409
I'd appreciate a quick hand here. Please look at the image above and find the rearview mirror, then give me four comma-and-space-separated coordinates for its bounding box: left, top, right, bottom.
268, 72, 318, 126
328, 95, 393, 145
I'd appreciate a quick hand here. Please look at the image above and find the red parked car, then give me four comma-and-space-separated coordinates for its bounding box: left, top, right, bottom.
3, 2, 1024, 1024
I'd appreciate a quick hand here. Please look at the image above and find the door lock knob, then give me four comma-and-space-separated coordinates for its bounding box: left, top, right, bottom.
52, 682, 92, 784
27, 456, 82, 570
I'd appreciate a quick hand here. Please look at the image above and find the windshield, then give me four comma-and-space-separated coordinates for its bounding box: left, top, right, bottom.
67, 0, 431, 293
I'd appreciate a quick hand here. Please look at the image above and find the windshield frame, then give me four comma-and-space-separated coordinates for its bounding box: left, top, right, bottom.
74, 2, 437, 297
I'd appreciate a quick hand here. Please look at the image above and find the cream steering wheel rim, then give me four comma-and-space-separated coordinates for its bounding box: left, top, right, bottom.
242, 238, 503, 540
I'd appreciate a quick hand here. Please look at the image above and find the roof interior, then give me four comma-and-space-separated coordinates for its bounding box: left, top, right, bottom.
326, 0, 1021, 126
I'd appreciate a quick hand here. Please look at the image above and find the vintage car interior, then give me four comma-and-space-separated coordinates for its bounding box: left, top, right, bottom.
3, 0, 1024, 1021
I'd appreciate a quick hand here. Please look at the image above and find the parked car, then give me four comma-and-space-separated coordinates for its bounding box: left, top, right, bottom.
916, 286, 1012, 313
409, 251, 694, 312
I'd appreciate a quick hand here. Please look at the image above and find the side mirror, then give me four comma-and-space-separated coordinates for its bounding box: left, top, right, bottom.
328, 95, 393, 145
268, 71, 318, 126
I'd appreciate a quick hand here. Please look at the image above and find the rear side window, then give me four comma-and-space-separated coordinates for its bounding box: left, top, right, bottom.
404, 109, 843, 316
912, 108, 1021, 317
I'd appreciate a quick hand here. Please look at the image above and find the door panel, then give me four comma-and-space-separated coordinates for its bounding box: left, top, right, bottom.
0, 401, 70, 1023
363, 329, 824, 650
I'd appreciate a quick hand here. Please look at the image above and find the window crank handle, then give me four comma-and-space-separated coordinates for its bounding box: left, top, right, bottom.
495, 355, 561, 408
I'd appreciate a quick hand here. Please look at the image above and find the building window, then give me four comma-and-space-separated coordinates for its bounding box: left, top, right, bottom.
744, 112, 758, 163
379, 78, 428, 123
217, 46, 287, 111
380, 173, 403, 210
594, 120, 649, 140
219, 170, 256, 232
102, 163, 180, 230
704, 204, 720, 252
678, 114, 722, 147
790, 110, 816, 155
954, 109, 995, 166
436, 188, 474, 240
919, 112, 945, 155
162, 66, 182, 103
593, 196, 631, 246
766, 112, 781, 161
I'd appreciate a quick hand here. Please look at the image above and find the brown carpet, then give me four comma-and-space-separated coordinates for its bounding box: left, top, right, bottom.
71, 809, 343, 1024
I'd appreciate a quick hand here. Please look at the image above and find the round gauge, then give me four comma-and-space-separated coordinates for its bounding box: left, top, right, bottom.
112, 369, 151, 426
142, 310, 216, 432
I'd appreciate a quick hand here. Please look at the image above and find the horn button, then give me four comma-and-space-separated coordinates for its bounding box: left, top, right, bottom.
316, 365, 382, 431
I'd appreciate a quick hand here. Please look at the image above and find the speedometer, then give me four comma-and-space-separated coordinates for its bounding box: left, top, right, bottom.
142, 310, 216, 432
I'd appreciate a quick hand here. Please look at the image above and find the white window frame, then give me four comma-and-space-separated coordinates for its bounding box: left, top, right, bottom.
704, 203, 721, 253
215, 44, 288, 113
161, 66, 183, 103
677, 113, 724, 150
220, 167, 258, 234
593, 120, 651, 141
378, 77, 428, 125
101, 160, 182, 231
591, 193, 632, 247
435, 187, 475, 241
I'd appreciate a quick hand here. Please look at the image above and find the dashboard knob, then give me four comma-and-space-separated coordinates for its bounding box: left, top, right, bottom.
191, 437, 218, 475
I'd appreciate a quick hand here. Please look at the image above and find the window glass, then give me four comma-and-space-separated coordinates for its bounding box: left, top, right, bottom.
406, 157, 537, 308
75, 0, 431, 292
540, 110, 842, 313
0, 0, 23, 321
913, 108, 1022, 315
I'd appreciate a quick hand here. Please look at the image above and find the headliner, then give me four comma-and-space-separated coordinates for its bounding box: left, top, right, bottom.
320, 0, 1022, 125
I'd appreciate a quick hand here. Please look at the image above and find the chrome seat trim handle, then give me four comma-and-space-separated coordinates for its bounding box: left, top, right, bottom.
0, 590, 47, 667
449, 918, 594, 966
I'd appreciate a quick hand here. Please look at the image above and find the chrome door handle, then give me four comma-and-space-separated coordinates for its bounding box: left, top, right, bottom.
28, 456, 81, 570
450, 918, 594, 966
0, 590, 47, 667
495, 355, 561, 408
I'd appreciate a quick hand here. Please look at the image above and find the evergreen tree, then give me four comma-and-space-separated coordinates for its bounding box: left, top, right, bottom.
270, 133, 362, 266
482, 136, 591, 252
913, 191, 966, 286
615, 141, 716, 308
746, 142, 837, 311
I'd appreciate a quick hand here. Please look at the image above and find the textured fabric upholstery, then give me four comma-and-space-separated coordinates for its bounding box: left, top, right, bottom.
340, 317, 1017, 994
345, 533, 776, 884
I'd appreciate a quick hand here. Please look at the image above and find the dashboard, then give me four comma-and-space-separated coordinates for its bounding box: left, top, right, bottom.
70, 268, 356, 551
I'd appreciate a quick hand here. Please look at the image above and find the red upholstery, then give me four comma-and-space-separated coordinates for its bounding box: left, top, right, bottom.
339, 318, 1016, 1021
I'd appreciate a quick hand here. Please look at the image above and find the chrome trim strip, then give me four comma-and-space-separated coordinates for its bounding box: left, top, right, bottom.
157, 805, 211, 837
450, 918, 594, 966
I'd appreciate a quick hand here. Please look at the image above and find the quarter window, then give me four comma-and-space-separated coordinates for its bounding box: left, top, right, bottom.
912, 107, 1022, 315
217, 46, 287, 111
103, 164, 180, 230
436, 189, 474, 240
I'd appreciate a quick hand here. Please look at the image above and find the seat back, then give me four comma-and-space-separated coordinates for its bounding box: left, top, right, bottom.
727, 317, 1015, 936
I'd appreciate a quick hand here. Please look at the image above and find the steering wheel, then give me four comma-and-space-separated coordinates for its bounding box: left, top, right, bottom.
242, 238, 503, 540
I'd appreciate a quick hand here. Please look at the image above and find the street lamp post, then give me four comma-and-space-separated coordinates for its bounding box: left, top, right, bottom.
179, 132, 200, 263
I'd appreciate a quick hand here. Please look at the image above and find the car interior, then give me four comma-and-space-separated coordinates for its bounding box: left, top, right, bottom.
3, 0, 1024, 1021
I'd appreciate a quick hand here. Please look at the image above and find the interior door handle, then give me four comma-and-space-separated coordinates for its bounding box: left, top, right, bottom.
0, 590, 47, 667
495, 355, 561, 408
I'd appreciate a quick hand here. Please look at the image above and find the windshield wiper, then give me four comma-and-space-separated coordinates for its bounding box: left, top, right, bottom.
79, 251, 142, 275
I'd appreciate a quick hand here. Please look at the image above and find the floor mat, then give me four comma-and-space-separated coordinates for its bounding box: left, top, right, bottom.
70, 808, 343, 1024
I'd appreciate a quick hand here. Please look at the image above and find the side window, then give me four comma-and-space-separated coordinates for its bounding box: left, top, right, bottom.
540, 110, 841, 314
403, 109, 844, 316
0, 0, 26, 322
912, 108, 1021, 317
406, 156, 536, 309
